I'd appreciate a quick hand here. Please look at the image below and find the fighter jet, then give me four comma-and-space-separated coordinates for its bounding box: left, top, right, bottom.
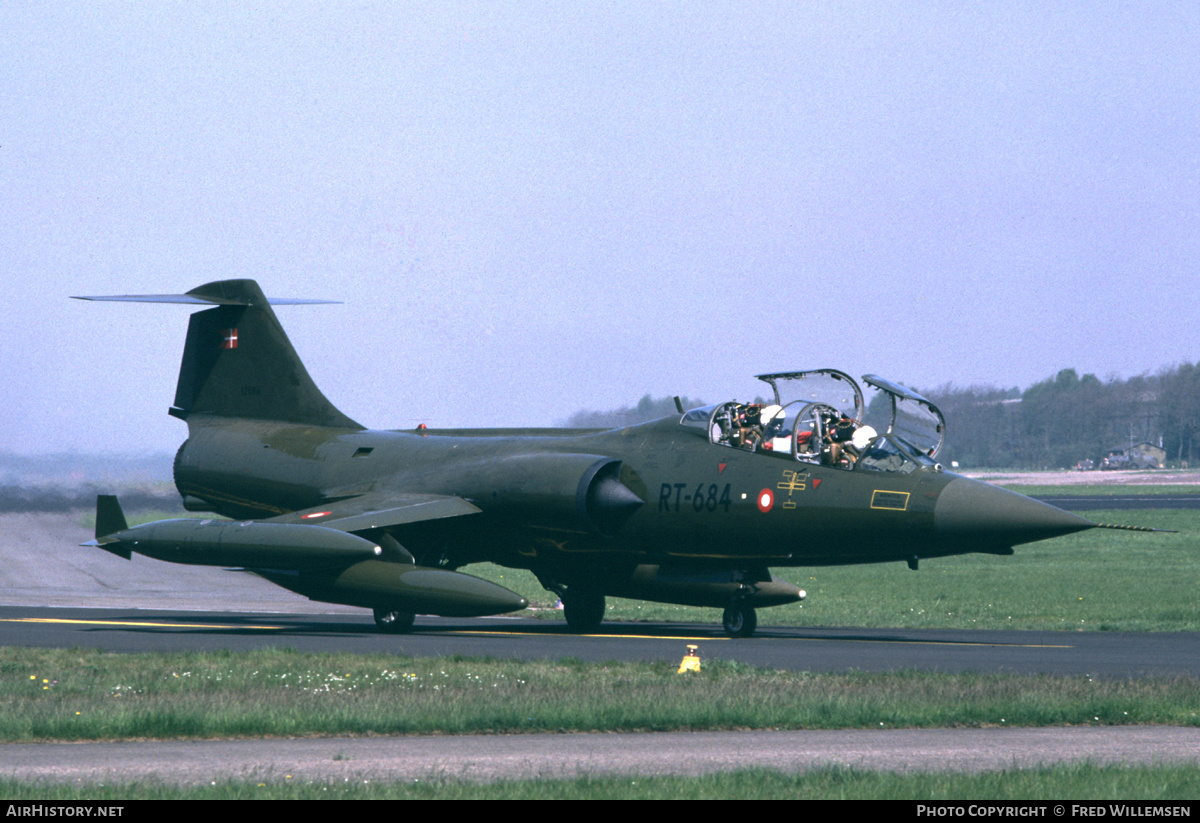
75, 279, 1110, 637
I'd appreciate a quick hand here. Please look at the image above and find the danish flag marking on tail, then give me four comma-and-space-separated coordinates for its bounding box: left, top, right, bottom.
220, 329, 238, 349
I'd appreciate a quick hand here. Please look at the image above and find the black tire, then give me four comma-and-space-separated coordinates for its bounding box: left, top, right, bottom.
373, 608, 416, 634
722, 605, 757, 638
562, 591, 606, 633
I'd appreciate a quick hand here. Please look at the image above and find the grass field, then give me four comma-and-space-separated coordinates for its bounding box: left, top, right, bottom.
5, 647, 1199, 743
1003, 484, 1200, 497
3, 646, 1199, 797
4, 764, 1200, 800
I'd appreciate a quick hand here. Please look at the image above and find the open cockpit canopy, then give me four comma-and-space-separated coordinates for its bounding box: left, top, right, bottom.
754, 369, 864, 423
861, 374, 945, 459
679, 369, 945, 470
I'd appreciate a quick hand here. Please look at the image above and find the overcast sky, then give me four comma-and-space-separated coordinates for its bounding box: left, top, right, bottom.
3, 3, 1198, 456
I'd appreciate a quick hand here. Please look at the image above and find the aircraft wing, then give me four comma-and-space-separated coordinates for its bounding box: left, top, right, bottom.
262, 492, 482, 532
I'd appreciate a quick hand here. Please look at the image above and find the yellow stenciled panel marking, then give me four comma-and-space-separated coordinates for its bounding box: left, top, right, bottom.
870, 490, 910, 511
777, 470, 808, 509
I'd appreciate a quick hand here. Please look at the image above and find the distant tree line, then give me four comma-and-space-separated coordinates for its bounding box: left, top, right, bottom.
562, 361, 1200, 469
0, 485, 179, 513
921, 362, 1200, 468
561, 394, 706, 429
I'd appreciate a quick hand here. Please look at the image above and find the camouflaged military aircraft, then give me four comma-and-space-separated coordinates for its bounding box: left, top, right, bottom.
75, 279, 1106, 637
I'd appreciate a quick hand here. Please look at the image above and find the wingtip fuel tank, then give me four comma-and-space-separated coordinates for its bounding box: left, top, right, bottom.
90, 498, 386, 569
86, 495, 528, 619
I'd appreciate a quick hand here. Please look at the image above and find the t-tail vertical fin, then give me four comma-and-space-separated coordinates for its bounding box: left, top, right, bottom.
74, 279, 361, 428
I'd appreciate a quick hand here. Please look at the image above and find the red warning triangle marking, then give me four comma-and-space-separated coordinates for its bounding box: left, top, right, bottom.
718, 463, 727, 474
812, 478, 821, 489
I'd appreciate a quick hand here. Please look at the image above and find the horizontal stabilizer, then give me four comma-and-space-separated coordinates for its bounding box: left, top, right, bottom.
72, 295, 337, 306
73, 278, 337, 306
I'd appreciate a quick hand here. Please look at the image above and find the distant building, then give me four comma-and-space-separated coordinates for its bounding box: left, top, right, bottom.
1100, 442, 1166, 470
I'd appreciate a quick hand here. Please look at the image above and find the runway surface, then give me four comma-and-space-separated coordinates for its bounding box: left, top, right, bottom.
4, 605, 1200, 678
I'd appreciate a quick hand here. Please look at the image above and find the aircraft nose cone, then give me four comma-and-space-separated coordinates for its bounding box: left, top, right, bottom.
934, 477, 1094, 547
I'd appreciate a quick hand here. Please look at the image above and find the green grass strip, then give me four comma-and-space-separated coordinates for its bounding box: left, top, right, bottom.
1000, 484, 1200, 497
4, 647, 1199, 742
2, 764, 1200, 799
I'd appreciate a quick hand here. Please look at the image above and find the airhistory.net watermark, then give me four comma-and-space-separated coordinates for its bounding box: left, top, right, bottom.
6, 807, 123, 818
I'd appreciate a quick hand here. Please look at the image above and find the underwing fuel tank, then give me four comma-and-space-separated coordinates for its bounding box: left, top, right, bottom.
261, 560, 531, 618
602, 565, 806, 609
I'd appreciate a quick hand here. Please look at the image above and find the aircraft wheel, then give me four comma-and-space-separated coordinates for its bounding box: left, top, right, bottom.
563, 591, 606, 633
373, 608, 416, 634
722, 605, 757, 638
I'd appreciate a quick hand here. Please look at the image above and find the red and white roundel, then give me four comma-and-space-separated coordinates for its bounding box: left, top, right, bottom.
756, 488, 774, 513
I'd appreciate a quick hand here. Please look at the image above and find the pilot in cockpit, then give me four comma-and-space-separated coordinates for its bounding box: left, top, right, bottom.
757, 404, 791, 453
827, 413, 856, 465
761, 405, 786, 440
826, 413, 878, 467
728, 403, 763, 449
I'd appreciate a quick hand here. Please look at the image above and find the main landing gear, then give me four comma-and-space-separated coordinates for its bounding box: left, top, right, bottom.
373, 608, 416, 634
561, 589, 607, 633
563, 591, 757, 637
537, 572, 608, 634
722, 603, 758, 638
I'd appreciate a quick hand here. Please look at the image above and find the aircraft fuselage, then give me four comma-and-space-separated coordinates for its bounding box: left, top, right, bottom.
79, 279, 1100, 635
174, 414, 1088, 576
